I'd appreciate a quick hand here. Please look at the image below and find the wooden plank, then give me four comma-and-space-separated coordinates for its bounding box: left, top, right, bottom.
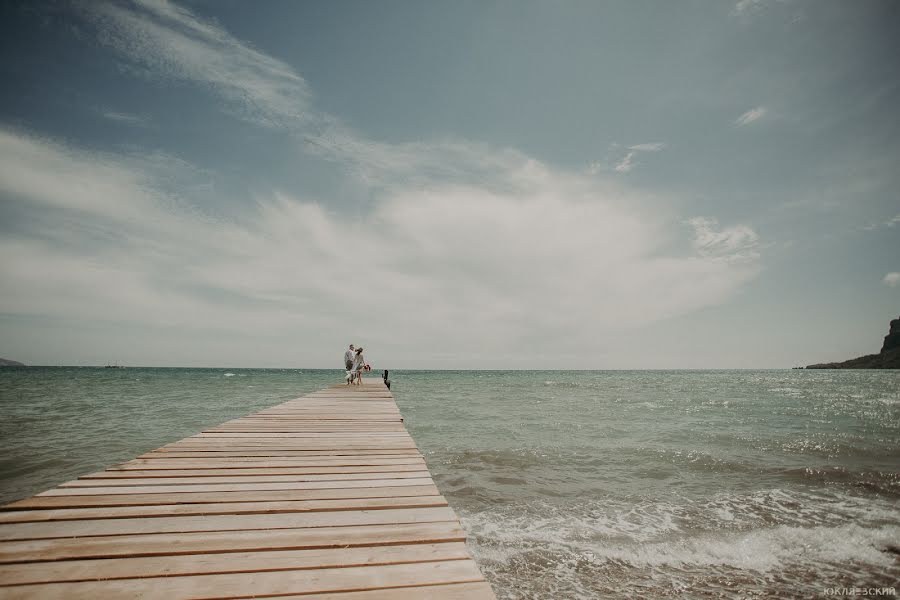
249, 412, 401, 417
173, 435, 413, 441
202, 433, 409, 436
61, 471, 433, 486
0, 507, 458, 540
257, 410, 401, 414
108, 457, 427, 468
3, 485, 442, 509
205, 425, 406, 428
246, 408, 399, 412
213, 420, 403, 424
257, 404, 400, 408
156, 446, 420, 452
36, 477, 437, 496
257, 405, 397, 408
0, 496, 449, 523
226, 418, 402, 423
142, 450, 422, 457
192, 432, 412, 437
80, 465, 428, 477
0, 560, 485, 600
237, 407, 401, 422
0, 521, 467, 563
252, 582, 497, 600
163, 441, 417, 447
0, 542, 471, 585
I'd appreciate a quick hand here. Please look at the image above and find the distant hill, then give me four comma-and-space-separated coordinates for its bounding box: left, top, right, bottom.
806, 317, 900, 369
0, 358, 26, 367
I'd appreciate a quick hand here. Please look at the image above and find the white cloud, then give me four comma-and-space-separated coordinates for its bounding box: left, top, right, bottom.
0, 128, 762, 365
100, 110, 149, 126
84, 0, 311, 128
88, 2, 680, 189
610, 142, 666, 174
732, 0, 765, 17
0, 2, 764, 366
865, 213, 900, 231
615, 151, 637, 173
731, 0, 795, 21
82, 1, 525, 187
886, 214, 900, 228
687, 217, 761, 263
629, 142, 666, 152
735, 106, 767, 126
884, 273, 900, 288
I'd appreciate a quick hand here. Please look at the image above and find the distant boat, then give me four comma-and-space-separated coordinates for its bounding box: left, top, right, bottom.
104, 362, 125, 368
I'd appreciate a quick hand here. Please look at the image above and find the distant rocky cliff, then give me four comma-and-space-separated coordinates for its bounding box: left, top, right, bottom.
881, 317, 900, 354
0, 358, 25, 367
805, 317, 900, 369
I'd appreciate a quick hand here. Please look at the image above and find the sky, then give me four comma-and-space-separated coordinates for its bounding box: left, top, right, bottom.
0, 0, 898, 369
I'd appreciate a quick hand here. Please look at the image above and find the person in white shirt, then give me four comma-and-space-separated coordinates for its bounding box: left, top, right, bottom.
343, 344, 355, 384
352, 347, 366, 385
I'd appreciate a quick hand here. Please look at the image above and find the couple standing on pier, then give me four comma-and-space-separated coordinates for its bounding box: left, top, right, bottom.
343, 344, 370, 385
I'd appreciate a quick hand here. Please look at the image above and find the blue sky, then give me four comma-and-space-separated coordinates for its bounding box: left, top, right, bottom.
0, 0, 897, 368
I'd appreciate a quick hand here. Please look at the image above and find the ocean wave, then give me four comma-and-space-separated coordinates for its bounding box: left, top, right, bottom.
780, 466, 900, 496
460, 492, 900, 599
462, 488, 899, 543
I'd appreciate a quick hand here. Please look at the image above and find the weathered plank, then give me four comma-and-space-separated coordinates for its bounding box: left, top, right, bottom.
107, 457, 427, 468
36, 477, 438, 496
0, 559, 486, 599
0, 506, 458, 541
79, 465, 428, 477
2, 485, 442, 509
254, 582, 497, 600
143, 449, 422, 457
61, 471, 433, 485
0, 522, 468, 563
0, 496, 449, 523
0, 542, 471, 585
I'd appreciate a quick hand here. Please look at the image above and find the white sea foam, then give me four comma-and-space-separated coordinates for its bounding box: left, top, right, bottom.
463, 501, 900, 599
588, 523, 899, 572
459, 488, 900, 573
223, 372, 235, 377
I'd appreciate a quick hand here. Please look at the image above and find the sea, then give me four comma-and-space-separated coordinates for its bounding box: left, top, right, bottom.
0, 367, 897, 598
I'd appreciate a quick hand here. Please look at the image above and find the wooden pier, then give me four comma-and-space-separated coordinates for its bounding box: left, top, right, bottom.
0, 379, 496, 599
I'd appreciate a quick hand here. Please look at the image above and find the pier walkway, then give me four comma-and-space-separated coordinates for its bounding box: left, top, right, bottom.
0, 379, 496, 599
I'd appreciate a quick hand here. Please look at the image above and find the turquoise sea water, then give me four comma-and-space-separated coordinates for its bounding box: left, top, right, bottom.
1, 368, 898, 598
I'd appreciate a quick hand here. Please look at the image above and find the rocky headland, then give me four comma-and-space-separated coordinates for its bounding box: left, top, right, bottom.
0, 358, 26, 367
805, 316, 900, 369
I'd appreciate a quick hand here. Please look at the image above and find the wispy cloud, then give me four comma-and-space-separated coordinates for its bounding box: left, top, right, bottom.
85, 0, 311, 129
612, 142, 666, 174
735, 106, 767, 126
100, 110, 149, 126
884, 272, 900, 288
615, 151, 637, 173
731, 0, 766, 17
863, 213, 900, 231
82, 1, 524, 188
687, 217, 761, 263
629, 142, 666, 152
